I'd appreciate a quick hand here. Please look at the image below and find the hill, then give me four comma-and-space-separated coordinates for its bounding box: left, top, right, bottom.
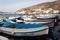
16, 0, 60, 14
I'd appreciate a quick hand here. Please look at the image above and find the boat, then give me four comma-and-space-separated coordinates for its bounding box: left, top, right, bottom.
24, 17, 55, 24
0, 24, 49, 36
8, 16, 16, 20
0, 36, 9, 40
0, 14, 55, 36
9, 17, 54, 24
36, 13, 57, 19
0, 21, 14, 27
16, 17, 24, 23
0, 17, 50, 36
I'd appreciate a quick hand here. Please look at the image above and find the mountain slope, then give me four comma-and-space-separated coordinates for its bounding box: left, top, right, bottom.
17, 0, 60, 12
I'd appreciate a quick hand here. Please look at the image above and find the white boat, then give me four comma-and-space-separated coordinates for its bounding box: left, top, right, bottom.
24, 19, 54, 24
0, 36, 9, 40
0, 14, 54, 36
9, 16, 16, 20
36, 13, 56, 19
22, 15, 36, 20
9, 16, 55, 24
16, 17, 24, 23
0, 20, 50, 36
50, 13, 60, 19
0, 25, 49, 36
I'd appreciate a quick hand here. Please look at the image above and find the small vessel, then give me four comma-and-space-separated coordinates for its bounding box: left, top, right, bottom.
0, 14, 55, 36
0, 36, 9, 40
36, 13, 57, 19
9, 16, 54, 24
1, 25, 49, 36
8, 16, 16, 20
0, 17, 50, 36
0, 19, 13, 27
24, 19, 54, 24
16, 17, 24, 23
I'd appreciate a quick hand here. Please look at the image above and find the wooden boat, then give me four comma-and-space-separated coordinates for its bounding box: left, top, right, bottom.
0, 25, 49, 36
0, 36, 9, 40
36, 14, 57, 19
0, 17, 50, 36
0, 15, 55, 36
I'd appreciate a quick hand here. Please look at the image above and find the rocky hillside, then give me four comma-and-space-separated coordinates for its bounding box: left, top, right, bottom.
17, 0, 60, 13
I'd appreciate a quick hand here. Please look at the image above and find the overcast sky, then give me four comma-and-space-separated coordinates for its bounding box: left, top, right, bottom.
0, 0, 56, 12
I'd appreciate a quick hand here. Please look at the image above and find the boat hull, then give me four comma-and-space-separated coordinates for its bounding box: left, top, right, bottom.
25, 19, 54, 24
0, 36, 9, 40
0, 26, 49, 36
37, 14, 56, 19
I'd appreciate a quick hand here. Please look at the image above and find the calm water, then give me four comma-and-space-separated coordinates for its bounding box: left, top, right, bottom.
0, 13, 60, 19
0, 14, 20, 18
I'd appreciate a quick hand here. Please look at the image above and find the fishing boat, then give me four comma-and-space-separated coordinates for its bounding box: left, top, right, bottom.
24, 19, 54, 24
9, 17, 54, 24
0, 36, 9, 40
0, 17, 50, 36
16, 17, 24, 23
36, 13, 57, 19
0, 24, 49, 36
9, 16, 16, 20
0, 14, 55, 36
0, 19, 13, 27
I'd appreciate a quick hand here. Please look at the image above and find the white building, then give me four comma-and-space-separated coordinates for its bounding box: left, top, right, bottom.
17, 11, 26, 14
53, 10, 59, 14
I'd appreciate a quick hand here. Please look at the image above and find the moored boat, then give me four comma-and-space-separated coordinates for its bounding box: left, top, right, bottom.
0, 17, 50, 36
0, 25, 49, 36
0, 36, 9, 40
36, 13, 57, 19
24, 19, 54, 24
0, 13, 55, 36
9, 16, 51, 24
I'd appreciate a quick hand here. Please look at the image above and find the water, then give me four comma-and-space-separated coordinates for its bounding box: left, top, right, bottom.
0, 14, 20, 18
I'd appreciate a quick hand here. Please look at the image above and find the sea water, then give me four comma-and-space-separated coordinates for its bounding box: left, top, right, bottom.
0, 14, 20, 18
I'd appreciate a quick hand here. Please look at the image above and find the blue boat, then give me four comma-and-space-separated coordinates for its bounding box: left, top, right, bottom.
0, 16, 51, 36
14, 23, 43, 28
0, 22, 4, 26
0, 23, 49, 36
0, 20, 49, 36
0, 22, 13, 27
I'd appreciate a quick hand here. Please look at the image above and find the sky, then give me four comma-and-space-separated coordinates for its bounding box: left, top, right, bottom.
0, 0, 56, 12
